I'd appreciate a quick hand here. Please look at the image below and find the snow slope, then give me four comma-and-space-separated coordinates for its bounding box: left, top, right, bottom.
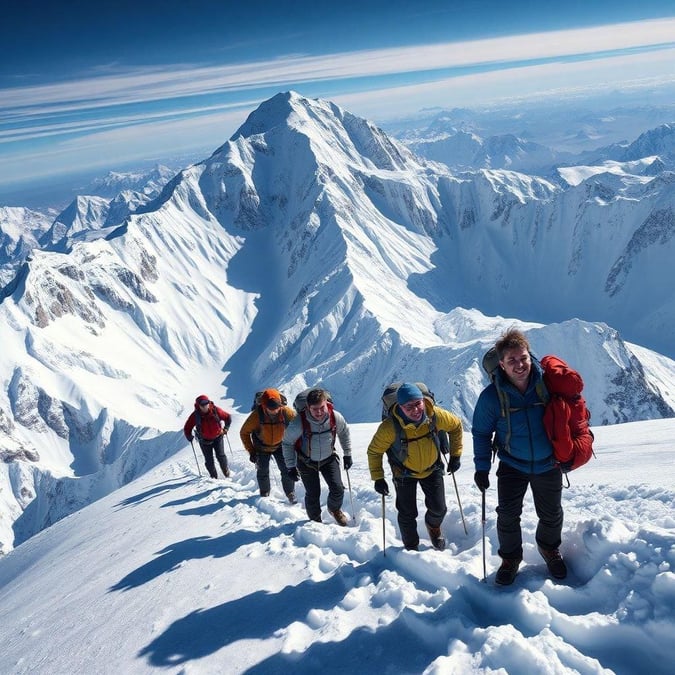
1, 417, 673, 675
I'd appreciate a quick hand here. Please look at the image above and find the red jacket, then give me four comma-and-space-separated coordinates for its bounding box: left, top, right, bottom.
184, 402, 231, 441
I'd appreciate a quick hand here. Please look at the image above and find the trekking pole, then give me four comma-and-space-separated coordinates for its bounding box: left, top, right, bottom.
224, 431, 234, 459
189, 438, 202, 477
345, 469, 356, 523
450, 470, 468, 535
481, 489, 487, 583
381, 494, 386, 557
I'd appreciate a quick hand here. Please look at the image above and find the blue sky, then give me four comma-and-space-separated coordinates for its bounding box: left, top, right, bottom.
1, 0, 674, 197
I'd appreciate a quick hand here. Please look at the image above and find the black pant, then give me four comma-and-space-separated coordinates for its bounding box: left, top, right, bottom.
199, 436, 228, 478
393, 467, 447, 549
496, 462, 563, 559
256, 446, 295, 496
297, 454, 344, 521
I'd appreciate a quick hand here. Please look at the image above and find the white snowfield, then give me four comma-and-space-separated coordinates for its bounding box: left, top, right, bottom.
1, 417, 674, 675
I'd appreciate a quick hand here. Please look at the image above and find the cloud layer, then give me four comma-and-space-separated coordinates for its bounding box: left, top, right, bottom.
2, 18, 674, 188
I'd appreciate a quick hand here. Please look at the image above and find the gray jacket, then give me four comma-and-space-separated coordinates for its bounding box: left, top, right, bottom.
282, 408, 351, 468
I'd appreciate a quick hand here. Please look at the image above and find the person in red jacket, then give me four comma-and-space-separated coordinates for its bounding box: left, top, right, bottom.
184, 394, 232, 478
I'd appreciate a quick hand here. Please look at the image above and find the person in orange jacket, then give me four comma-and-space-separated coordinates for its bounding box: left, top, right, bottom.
240, 388, 297, 502
184, 394, 232, 478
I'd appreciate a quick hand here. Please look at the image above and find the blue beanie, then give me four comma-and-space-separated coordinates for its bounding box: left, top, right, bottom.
396, 383, 424, 405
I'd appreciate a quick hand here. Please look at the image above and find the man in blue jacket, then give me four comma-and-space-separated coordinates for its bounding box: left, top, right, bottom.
472, 328, 566, 585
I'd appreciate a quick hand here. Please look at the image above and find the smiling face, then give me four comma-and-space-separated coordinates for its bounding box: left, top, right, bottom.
500, 346, 531, 392
399, 398, 425, 422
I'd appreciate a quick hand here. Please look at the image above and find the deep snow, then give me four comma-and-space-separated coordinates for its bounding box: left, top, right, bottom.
1, 416, 674, 675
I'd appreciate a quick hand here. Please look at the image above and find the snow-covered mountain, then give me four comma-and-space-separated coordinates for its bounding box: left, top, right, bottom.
405, 128, 570, 174
0, 207, 54, 285
85, 164, 176, 199
1, 91, 674, 554
0, 165, 177, 269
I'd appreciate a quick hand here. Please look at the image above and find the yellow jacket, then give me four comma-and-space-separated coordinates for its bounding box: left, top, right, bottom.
368, 401, 463, 480
239, 406, 296, 455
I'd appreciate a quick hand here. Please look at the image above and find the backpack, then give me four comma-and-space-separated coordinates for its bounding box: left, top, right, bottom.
194, 401, 220, 440
251, 390, 289, 411
250, 390, 292, 446
251, 390, 291, 424
380, 382, 449, 467
541, 355, 595, 471
481, 347, 549, 454
292, 388, 336, 455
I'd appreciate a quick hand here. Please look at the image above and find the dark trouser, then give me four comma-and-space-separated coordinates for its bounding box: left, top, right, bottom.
393, 467, 447, 549
199, 436, 228, 478
256, 446, 295, 496
297, 454, 344, 521
496, 462, 563, 559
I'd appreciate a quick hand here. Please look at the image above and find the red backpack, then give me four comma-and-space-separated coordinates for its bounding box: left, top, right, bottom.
541, 355, 595, 471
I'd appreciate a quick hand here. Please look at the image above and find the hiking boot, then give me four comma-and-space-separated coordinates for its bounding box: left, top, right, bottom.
538, 547, 567, 579
309, 515, 322, 523
260, 490, 270, 497
287, 492, 297, 504
426, 524, 446, 551
223, 468, 231, 478
495, 557, 522, 586
404, 543, 419, 551
329, 509, 349, 526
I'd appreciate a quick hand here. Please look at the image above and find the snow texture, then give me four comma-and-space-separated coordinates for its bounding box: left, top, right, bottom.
0, 418, 673, 674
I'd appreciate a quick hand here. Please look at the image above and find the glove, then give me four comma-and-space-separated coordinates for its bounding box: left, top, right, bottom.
185, 433, 193, 442
474, 471, 490, 491
288, 467, 300, 482
447, 456, 461, 473
559, 460, 573, 473
374, 478, 389, 496
222, 427, 229, 435
343, 455, 353, 471
249, 452, 257, 464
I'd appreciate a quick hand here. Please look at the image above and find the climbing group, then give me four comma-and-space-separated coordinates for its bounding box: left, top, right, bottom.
183, 327, 593, 585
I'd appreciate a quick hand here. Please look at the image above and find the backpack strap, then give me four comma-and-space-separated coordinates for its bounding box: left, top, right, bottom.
256, 406, 292, 427
387, 405, 448, 473
298, 404, 336, 456
494, 379, 548, 455
194, 402, 220, 440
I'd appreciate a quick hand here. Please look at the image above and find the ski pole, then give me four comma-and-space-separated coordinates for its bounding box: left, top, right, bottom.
450, 469, 468, 535
481, 488, 487, 582
381, 493, 386, 557
189, 438, 202, 477
224, 430, 234, 458
345, 469, 356, 523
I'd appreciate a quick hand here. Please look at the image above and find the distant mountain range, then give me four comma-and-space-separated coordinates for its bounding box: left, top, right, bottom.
1, 91, 674, 553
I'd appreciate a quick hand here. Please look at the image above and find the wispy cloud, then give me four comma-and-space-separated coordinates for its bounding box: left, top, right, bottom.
2, 19, 674, 122
2, 18, 674, 187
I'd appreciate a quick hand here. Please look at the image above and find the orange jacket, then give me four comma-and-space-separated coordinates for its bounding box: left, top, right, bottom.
240, 406, 295, 454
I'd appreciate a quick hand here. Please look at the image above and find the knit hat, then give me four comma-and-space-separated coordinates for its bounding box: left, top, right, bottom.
262, 388, 282, 408
396, 383, 424, 405
195, 395, 209, 406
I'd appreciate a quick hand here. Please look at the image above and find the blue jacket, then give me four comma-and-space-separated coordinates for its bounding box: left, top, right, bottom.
472, 360, 554, 474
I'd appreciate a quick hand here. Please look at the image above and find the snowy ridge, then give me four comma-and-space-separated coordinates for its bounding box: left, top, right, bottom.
1, 91, 675, 554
